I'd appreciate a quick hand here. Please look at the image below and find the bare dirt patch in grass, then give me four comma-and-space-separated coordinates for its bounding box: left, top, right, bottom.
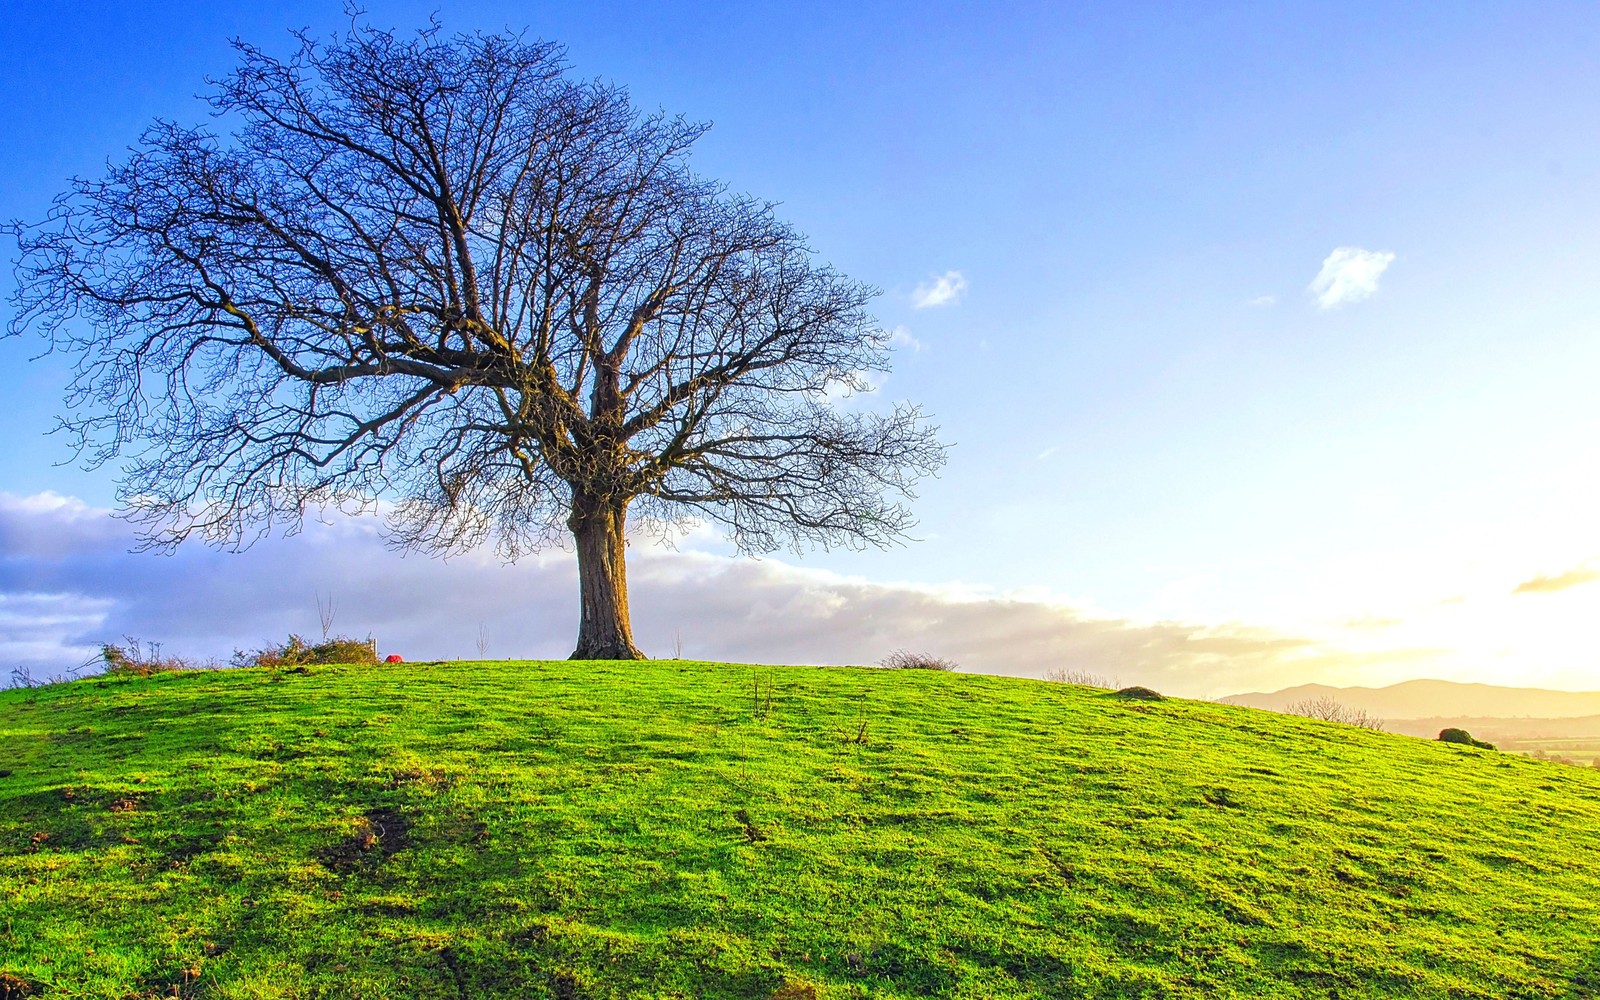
734, 807, 768, 843
317, 806, 411, 873
0, 972, 38, 999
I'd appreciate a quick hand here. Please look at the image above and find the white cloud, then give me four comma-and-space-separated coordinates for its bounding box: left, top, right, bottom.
1036, 446, 1058, 461
911, 270, 967, 309
1246, 295, 1277, 307
0, 491, 1423, 698
1308, 247, 1395, 309
815, 369, 887, 407
1513, 562, 1600, 595
887, 325, 922, 351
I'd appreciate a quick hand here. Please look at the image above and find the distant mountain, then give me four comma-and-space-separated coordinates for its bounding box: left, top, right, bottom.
1221, 679, 1600, 720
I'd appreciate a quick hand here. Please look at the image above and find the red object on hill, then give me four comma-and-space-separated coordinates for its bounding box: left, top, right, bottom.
385, 654, 404, 663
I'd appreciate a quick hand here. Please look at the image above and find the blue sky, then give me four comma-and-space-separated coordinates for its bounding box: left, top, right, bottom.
3, 3, 1599, 694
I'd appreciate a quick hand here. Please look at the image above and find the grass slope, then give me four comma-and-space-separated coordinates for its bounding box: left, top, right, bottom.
3, 660, 1600, 999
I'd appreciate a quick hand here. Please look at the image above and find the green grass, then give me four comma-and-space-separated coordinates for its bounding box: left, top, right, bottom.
3, 660, 1600, 999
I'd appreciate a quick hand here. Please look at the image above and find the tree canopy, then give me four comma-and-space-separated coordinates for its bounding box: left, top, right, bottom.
8, 20, 946, 658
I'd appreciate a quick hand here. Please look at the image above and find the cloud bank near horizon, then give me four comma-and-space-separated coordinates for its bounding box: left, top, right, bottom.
1, 492, 1395, 697
1513, 563, 1600, 595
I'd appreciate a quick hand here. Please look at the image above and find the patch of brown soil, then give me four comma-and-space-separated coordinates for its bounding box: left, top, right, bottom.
317, 807, 411, 873
734, 808, 768, 843
0, 972, 37, 1000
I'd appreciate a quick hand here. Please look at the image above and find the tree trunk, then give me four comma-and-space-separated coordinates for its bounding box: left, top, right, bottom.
568, 490, 644, 660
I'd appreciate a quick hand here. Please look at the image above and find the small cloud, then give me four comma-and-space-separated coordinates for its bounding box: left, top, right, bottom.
1308, 247, 1395, 309
1341, 614, 1403, 630
1036, 446, 1058, 461
816, 369, 886, 407
1513, 564, 1600, 595
911, 270, 967, 309
887, 325, 922, 352
1246, 295, 1277, 307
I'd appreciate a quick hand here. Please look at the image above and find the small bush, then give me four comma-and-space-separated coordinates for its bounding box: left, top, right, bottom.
1287, 696, 1386, 732
1043, 667, 1114, 688
1438, 728, 1496, 750
879, 649, 957, 671
312, 636, 380, 665
1113, 686, 1165, 701
99, 637, 197, 677
232, 634, 379, 668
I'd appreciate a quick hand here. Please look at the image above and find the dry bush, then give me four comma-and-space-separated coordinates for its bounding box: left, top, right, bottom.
1287, 696, 1386, 732
1043, 667, 1114, 688
879, 649, 957, 671
99, 637, 201, 677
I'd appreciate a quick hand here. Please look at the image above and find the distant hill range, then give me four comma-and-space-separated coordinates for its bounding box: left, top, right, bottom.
1222, 679, 1600, 720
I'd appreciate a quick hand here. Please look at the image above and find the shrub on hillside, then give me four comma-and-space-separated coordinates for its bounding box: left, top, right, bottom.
1287, 696, 1386, 732
880, 649, 957, 671
100, 637, 202, 677
1043, 667, 1115, 688
1438, 728, 1496, 750
232, 634, 379, 669
1113, 686, 1165, 701
312, 636, 380, 665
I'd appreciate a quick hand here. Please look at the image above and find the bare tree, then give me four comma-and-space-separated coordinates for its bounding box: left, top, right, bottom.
8, 21, 945, 660
315, 590, 338, 642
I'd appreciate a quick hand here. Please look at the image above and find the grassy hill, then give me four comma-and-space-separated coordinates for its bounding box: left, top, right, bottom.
3, 660, 1600, 999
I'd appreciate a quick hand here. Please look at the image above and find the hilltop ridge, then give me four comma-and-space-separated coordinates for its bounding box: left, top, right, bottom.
4, 660, 1600, 998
